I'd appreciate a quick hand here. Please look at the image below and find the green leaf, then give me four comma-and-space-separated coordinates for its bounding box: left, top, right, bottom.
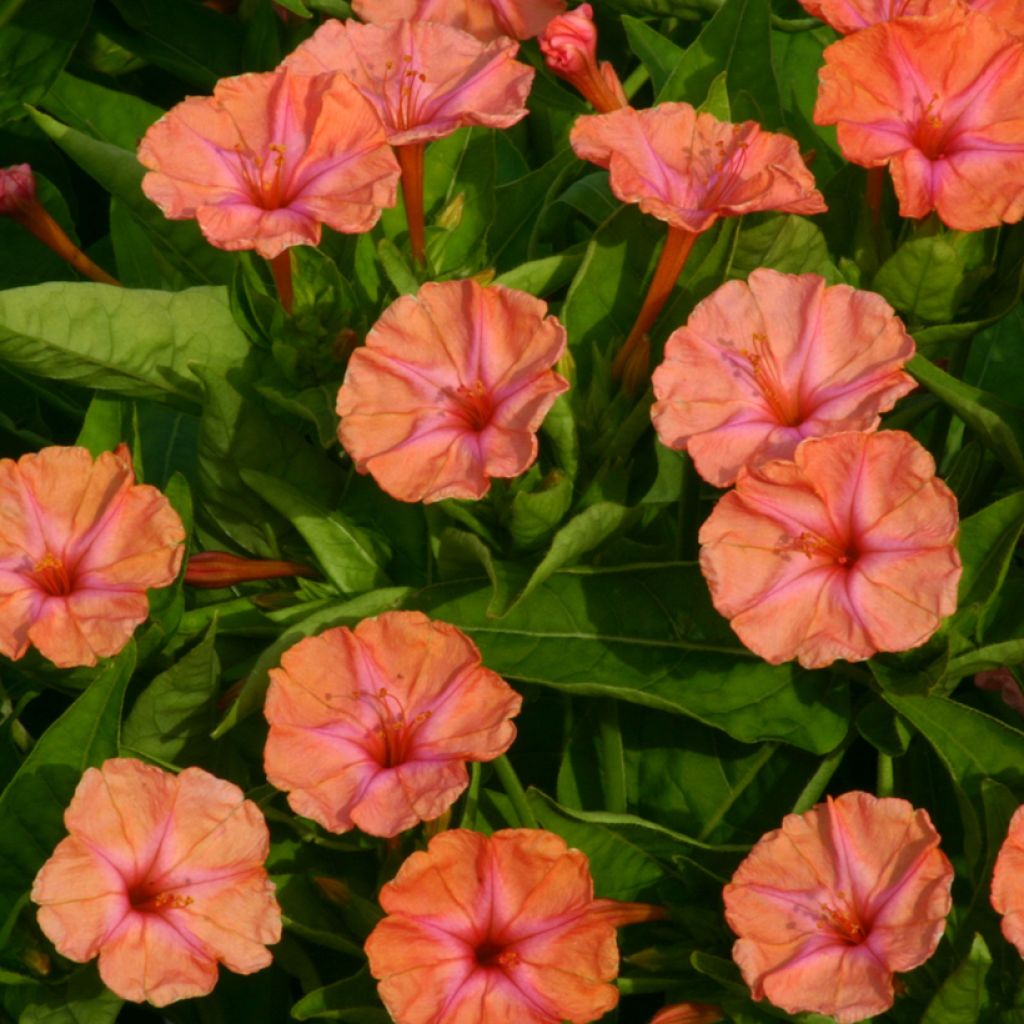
42, 72, 161, 148
418, 564, 849, 753
508, 471, 574, 549
18, 970, 122, 1024
557, 172, 619, 225
658, 0, 783, 127
212, 587, 410, 736
496, 502, 635, 617
921, 934, 991, 1024
884, 692, 1024, 800
376, 238, 419, 297
492, 248, 584, 297
122, 621, 220, 763
0, 645, 134, 937
874, 236, 967, 323
955, 491, 1024, 640
0, 0, 91, 125
241, 469, 388, 595
291, 968, 388, 1022
75, 395, 124, 456
29, 108, 237, 285
910, 354, 1024, 480
728, 215, 838, 280
0, 283, 251, 406
622, 16, 685, 97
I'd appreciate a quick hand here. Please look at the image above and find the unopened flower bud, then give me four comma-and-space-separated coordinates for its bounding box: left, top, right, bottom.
539, 4, 627, 113
184, 550, 318, 588
650, 1003, 723, 1024
0, 164, 36, 215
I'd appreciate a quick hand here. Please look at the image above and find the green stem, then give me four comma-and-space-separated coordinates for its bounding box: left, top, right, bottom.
459, 762, 482, 830
791, 730, 855, 814
493, 755, 538, 829
598, 700, 627, 814
876, 752, 894, 798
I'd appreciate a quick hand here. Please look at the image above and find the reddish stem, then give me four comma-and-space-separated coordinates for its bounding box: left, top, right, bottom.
612, 224, 698, 394
269, 250, 294, 314
13, 203, 120, 286
574, 62, 627, 114
397, 142, 427, 266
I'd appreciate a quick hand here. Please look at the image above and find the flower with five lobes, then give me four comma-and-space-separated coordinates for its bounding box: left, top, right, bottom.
571, 102, 825, 390
652, 269, 916, 487
797, 0, 1024, 35
815, 5, 1024, 231
138, 67, 401, 258
31, 758, 282, 1006
725, 792, 953, 1022
337, 278, 569, 504
0, 445, 184, 668
351, 0, 567, 41
365, 828, 665, 1024
699, 430, 962, 669
263, 611, 522, 837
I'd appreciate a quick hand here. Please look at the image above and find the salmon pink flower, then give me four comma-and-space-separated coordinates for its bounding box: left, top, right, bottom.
337, 278, 568, 504
263, 611, 522, 837
31, 758, 281, 1006
0, 445, 184, 669
571, 103, 825, 392
365, 828, 664, 1024
651, 269, 916, 487
991, 805, 1024, 954
138, 67, 401, 260
815, 6, 1024, 231
699, 431, 961, 668
724, 792, 953, 1023
351, 0, 566, 41
797, 0, 1024, 36
539, 4, 627, 113
282, 18, 533, 263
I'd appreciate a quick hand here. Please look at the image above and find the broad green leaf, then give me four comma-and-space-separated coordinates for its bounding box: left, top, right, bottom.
213, 587, 410, 735
857, 700, 912, 757
955, 491, 1024, 640
910, 354, 1024, 480
18, 970, 122, 1024
109, 198, 189, 291
0, 645, 134, 938
557, 172, 619, 225
418, 565, 849, 753
921, 934, 991, 1024
944, 640, 1024, 682
496, 502, 635, 617
76, 395, 124, 456
0, 283, 250, 406
29, 108, 237, 285
122, 621, 220, 763
885, 692, 1024, 801
291, 968, 388, 1022
508, 471, 574, 549
42, 72, 161, 148
493, 248, 584, 297
728, 215, 838, 280
0, 0, 90, 125
658, 0, 783, 127
875, 236, 967, 323
376, 238, 419, 297
622, 16, 685, 97
242, 469, 388, 595
526, 791, 671, 901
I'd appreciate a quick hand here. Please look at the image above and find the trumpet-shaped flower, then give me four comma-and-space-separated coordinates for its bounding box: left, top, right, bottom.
724, 792, 953, 1023
351, 0, 566, 41
992, 806, 1024, 954
539, 4, 627, 112
652, 269, 916, 487
0, 163, 35, 213
282, 18, 534, 147
0, 446, 184, 668
263, 611, 522, 837
699, 431, 961, 668
815, 5, 1024, 231
138, 67, 401, 258
365, 828, 663, 1024
32, 759, 281, 1006
337, 279, 568, 504
571, 103, 826, 235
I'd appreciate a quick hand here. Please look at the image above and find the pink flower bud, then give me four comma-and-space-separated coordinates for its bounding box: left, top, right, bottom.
0, 164, 36, 216
539, 3, 597, 76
